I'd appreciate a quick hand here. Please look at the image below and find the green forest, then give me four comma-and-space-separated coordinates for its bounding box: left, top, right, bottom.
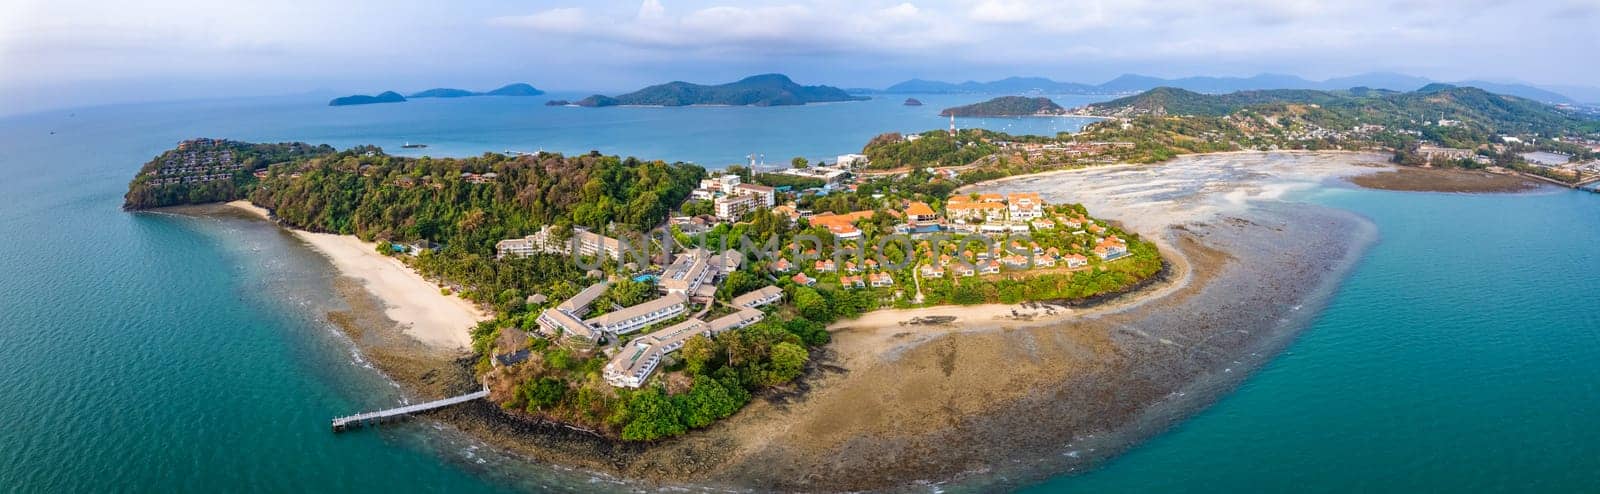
1087, 85, 1600, 146
123, 140, 333, 209
939, 96, 1066, 117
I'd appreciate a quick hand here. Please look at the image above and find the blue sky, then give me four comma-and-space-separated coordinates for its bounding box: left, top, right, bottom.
3, 0, 1598, 114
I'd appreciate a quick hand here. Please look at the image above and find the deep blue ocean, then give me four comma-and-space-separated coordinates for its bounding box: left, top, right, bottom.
2, 93, 1597, 492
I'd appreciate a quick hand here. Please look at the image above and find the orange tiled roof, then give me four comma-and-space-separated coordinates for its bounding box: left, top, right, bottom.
808, 210, 876, 228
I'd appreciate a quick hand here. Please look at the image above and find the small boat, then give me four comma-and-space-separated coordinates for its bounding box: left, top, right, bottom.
401, 142, 428, 149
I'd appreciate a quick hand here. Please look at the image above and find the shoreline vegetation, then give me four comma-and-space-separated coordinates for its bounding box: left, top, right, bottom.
1346, 166, 1543, 193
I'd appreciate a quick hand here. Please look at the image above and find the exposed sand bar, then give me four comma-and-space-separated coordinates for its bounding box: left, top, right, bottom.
226, 200, 483, 350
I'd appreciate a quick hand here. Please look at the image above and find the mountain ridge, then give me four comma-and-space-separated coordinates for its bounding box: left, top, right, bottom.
407, 83, 545, 99
577, 74, 868, 107
872, 72, 1588, 104
1082, 85, 1599, 138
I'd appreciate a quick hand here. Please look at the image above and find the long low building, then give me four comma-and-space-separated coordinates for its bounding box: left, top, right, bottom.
706, 308, 765, 334
585, 292, 689, 336
732, 285, 784, 309
558, 281, 608, 314
535, 281, 610, 343
536, 308, 596, 342
603, 308, 765, 388
603, 319, 697, 388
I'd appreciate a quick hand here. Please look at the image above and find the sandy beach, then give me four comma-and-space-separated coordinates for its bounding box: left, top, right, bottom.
225, 200, 483, 350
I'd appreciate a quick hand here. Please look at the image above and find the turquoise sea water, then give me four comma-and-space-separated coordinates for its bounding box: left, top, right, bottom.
1027, 187, 1600, 492
2, 94, 1598, 492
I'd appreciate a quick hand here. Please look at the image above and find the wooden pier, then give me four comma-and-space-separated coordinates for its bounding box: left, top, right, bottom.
1517, 171, 1600, 193
1577, 176, 1600, 193
331, 387, 489, 433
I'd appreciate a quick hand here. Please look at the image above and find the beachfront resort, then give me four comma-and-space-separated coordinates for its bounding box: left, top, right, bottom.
491, 168, 1146, 390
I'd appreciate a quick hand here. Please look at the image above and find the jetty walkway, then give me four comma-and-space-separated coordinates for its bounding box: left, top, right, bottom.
1518, 172, 1600, 193
331, 387, 488, 432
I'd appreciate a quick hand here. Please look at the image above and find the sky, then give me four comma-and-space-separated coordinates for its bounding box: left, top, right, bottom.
2, 0, 1598, 115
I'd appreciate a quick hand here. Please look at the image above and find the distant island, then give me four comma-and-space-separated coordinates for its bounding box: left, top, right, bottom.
576, 74, 868, 107
331, 83, 544, 106
410, 83, 546, 99
940, 96, 1066, 117
903, 98, 923, 106
328, 91, 406, 106
408, 88, 477, 98
544, 100, 570, 106
482, 83, 545, 97
885, 76, 1100, 95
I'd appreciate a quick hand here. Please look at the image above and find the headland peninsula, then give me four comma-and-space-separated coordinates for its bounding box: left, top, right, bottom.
124, 82, 1599, 490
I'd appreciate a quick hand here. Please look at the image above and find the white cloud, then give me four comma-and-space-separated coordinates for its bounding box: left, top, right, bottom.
968, 0, 1036, 24
5, 0, 1600, 113
476, 0, 1599, 85
490, 8, 589, 33
879, 2, 921, 18
638, 0, 667, 20
491, 1, 974, 56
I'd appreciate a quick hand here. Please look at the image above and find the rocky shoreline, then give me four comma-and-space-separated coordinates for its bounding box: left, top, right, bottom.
1346, 166, 1544, 193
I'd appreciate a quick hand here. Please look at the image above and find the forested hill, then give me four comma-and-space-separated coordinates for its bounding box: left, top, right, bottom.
576, 74, 867, 107
247, 149, 703, 255
125, 141, 705, 257
1085, 87, 1343, 117
939, 96, 1067, 117
1085, 85, 1599, 136
123, 139, 334, 209
860, 128, 1056, 170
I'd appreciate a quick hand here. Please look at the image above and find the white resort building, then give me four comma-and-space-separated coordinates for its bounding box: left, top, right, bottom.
495, 226, 625, 261
603, 307, 766, 388
584, 292, 690, 336
732, 285, 784, 309
660, 249, 715, 298
535, 281, 610, 343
